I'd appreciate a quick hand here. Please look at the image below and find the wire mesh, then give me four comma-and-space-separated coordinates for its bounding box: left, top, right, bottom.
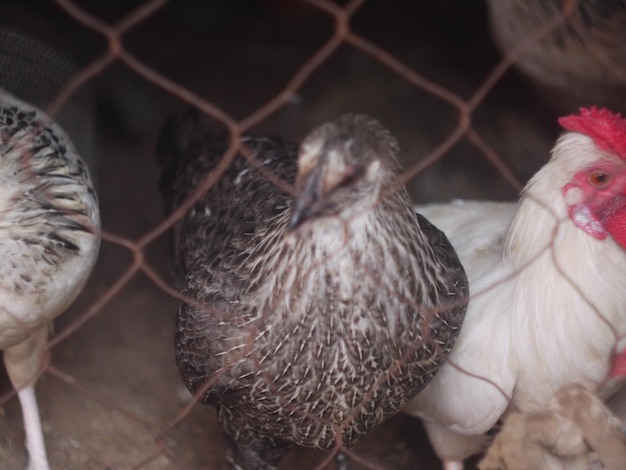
0, 0, 624, 468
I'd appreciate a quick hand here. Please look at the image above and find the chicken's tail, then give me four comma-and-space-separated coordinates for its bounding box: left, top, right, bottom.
154, 108, 231, 286
154, 107, 232, 214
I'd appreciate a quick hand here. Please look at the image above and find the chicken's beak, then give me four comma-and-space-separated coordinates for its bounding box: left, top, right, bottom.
287, 198, 316, 232
287, 162, 326, 233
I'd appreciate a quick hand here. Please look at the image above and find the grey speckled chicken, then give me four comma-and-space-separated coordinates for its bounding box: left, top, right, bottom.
156, 111, 468, 469
0, 89, 100, 470
0, 9, 100, 469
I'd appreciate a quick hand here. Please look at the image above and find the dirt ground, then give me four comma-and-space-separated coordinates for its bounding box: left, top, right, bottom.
0, 1, 566, 468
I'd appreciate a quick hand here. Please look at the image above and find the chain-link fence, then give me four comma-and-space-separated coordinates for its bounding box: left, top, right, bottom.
0, 0, 624, 468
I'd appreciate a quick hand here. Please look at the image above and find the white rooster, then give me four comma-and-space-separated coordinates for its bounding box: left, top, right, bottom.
403, 107, 626, 469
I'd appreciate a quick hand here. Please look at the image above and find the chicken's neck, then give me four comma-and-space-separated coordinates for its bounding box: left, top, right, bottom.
502, 189, 626, 408
246, 193, 440, 336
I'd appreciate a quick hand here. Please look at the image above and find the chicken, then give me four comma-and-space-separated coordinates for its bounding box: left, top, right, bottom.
0, 11, 101, 469
155, 111, 469, 469
486, 0, 626, 112
0, 89, 100, 469
403, 106, 626, 469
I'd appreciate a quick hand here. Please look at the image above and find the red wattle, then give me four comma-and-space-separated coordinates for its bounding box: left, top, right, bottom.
611, 351, 626, 378
605, 201, 626, 249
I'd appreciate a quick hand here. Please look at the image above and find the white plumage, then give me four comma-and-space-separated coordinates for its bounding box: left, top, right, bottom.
404, 107, 626, 469
413, 200, 516, 284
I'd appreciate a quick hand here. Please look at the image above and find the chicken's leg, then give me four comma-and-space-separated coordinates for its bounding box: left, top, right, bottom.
3, 324, 51, 470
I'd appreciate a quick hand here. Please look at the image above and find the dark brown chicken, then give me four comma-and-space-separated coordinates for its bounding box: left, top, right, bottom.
156, 111, 468, 469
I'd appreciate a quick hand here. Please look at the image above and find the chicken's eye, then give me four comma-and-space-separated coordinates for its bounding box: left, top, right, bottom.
589, 171, 610, 188
338, 165, 363, 188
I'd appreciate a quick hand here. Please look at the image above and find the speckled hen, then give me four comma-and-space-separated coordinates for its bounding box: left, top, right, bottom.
0, 89, 100, 470
156, 111, 468, 469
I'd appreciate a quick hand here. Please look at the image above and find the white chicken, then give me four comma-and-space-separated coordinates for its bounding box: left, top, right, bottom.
403, 107, 626, 469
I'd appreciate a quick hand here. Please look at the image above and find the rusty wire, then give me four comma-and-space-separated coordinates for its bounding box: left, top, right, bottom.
0, 0, 620, 468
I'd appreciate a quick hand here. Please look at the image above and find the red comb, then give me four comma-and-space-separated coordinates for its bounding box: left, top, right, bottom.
558, 107, 626, 159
